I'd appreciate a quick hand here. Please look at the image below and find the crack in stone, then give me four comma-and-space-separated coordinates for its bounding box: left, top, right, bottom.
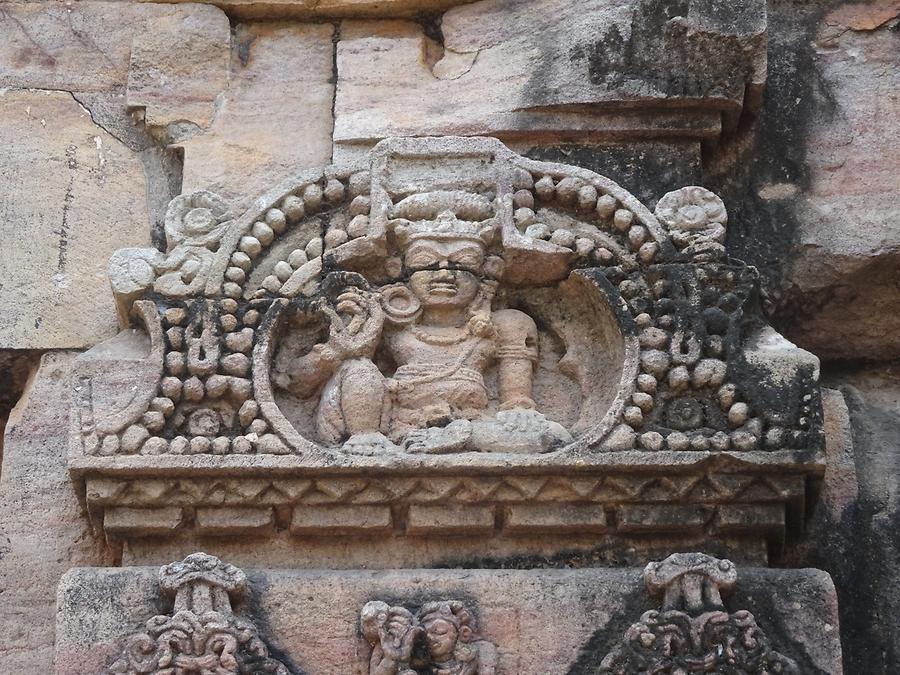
329, 21, 340, 165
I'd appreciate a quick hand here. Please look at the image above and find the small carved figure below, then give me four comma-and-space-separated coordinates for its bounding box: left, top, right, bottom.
362, 601, 422, 675
275, 191, 571, 454
360, 599, 497, 675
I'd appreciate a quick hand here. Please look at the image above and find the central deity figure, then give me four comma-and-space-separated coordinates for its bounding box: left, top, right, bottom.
276, 190, 570, 453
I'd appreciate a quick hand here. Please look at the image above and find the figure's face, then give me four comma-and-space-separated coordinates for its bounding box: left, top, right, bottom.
405, 239, 483, 309
424, 618, 458, 660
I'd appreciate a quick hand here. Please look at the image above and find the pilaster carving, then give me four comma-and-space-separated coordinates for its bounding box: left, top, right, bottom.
598, 553, 798, 674
107, 553, 289, 675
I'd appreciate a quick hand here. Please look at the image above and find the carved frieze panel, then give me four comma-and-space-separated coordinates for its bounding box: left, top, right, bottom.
56, 559, 842, 674
70, 136, 824, 547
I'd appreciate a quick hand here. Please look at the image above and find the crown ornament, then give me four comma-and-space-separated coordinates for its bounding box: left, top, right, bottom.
392, 210, 497, 247
389, 190, 497, 247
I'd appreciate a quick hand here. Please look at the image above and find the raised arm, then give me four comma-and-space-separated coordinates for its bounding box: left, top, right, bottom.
274, 289, 384, 398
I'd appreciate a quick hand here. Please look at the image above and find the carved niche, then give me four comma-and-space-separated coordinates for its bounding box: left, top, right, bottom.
597, 552, 798, 674
70, 136, 825, 549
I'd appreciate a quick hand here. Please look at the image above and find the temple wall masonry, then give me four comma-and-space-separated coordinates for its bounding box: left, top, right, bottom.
0, 1, 897, 673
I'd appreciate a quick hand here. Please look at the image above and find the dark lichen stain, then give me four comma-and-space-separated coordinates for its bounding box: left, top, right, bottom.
526, 142, 702, 208
241, 573, 309, 675
706, 1, 840, 311
572, 0, 755, 100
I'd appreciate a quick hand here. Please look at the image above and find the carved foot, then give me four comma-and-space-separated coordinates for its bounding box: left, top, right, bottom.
404, 419, 473, 454
471, 408, 573, 454
342, 432, 402, 455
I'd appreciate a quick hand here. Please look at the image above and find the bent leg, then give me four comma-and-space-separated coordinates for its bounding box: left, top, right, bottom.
316, 358, 387, 442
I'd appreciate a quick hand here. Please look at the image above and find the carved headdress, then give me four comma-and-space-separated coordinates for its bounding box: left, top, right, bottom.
389, 190, 497, 248
418, 600, 477, 641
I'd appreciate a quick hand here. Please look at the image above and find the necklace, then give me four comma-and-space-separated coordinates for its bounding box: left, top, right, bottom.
410, 323, 472, 345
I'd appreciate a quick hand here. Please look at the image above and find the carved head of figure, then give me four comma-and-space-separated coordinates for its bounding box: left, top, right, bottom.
360, 600, 392, 645
418, 600, 476, 663
404, 225, 486, 311
384, 191, 503, 330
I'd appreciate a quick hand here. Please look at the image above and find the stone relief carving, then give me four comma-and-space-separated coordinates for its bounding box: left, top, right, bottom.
598, 553, 798, 674
69, 137, 826, 548
272, 184, 572, 455
361, 599, 497, 675
110, 191, 232, 322
108, 553, 289, 675
654, 186, 727, 262
74, 136, 821, 459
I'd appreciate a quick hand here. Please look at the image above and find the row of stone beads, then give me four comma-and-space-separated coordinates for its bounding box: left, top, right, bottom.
224, 178, 343, 299
519, 172, 658, 266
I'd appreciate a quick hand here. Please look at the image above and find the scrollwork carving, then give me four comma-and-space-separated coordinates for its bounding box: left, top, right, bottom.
597, 553, 798, 675
107, 553, 289, 675
654, 186, 727, 262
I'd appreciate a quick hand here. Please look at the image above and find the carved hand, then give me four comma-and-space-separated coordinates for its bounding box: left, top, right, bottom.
377, 612, 422, 665
320, 290, 384, 361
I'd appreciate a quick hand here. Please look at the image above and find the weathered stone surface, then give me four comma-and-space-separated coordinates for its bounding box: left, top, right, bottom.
0, 352, 113, 673
720, 0, 900, 362
136, 0, 475, 20
0, 2, 228, 94
0, 90, 150, 349
334, 0, 766, 160
785, 366, 900, 674
56, 563, 842, 674
776, 1, 900, 361
177, 22, 335, 210
0, 2, 147, 91
126, 4, 231, 128
0, 350, 39, 461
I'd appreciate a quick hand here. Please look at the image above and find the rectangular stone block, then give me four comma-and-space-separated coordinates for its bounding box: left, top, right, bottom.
104, 506, 183, 538
290, 505, 392, 535
178, 22, 334, 210
0, 2, 197, 91
125, 4, 231, 128
56, 566, 843, 675
196, 507, 275, 535
334, 1, 766, 159
716, 504, 785, 534
617, 504, 710, 533
406, 504, 495, 535
504, 504, 609, 534
130, 0, 476, 20
0, 90, 151, 349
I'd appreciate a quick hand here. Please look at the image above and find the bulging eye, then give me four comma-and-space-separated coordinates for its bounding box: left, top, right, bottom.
451, 254, 482, 271
406, 253, 439, 270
